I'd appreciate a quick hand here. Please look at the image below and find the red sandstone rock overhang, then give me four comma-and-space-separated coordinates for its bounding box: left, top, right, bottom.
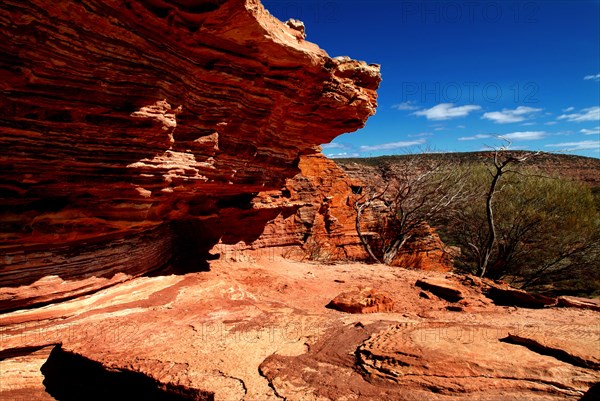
0, 0, 381, 230
0, 0, 381, 309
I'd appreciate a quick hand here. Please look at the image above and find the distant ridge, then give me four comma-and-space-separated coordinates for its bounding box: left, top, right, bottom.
332, 151, 600, 188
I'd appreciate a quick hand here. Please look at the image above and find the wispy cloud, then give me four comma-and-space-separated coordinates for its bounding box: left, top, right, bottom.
326, 152, 360, 158
580, 126, 600, 135
458, 134, 492, 141
408, 132, 433, 137
414, 103, 481, 120
584, 73, 600, 81
322, 142, 345, 150
544, 121, 558, 126
545, 140, 600, 151
360, 139, 426, 152
558, 106, 600, 122
562, 107, 575, 112
482, 106, 542, 124
392, 101, 419, 111
502, 131, 546, 141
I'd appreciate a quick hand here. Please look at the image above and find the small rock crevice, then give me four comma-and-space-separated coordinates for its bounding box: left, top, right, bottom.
41, 345, 211, 401
257, 358, 285, 401
500, 334, 599, 370
216, 370, 247, 398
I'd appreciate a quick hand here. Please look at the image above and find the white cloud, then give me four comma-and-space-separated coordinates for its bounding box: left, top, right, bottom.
392, 101, 419, 111
360, 139, 426, 152
545, 140, 600, 151
502, 131, 546, 141
408, 132, 433, 137
322, 142, 345, 149
580, 126, 600, 135
558, 106, 600, 122
584, 73, 600, 81
457, 125, 466, 129
562, 107, 575, 112
326, 152, 360, 158
521, 122, 536, 126
458, 134, 492, 141
482, 106, 542, 124
544, 121, 558, 126
414, 103, 481, 120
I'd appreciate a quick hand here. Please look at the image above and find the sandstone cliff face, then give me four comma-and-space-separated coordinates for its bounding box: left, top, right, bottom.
0, 0, 380, 310
216, 154, 453, 272
238, 154, 368, 261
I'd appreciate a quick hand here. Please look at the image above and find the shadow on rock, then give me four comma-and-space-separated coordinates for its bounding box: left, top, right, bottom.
41, 345, 211, 401
580, 383, 600, 400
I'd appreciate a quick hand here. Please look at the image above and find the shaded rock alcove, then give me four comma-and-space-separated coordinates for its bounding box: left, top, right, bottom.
41, 346, 210, 401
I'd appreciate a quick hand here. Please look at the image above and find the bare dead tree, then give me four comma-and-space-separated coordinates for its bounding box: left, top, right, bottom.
353, 154, 468, 265
353, 183, 388, 264
475, 139, 541, 277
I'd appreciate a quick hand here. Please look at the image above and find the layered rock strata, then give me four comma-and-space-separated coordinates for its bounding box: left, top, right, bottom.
0, 0, 380, 310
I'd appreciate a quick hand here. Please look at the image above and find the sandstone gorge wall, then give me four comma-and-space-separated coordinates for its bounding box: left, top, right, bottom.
0, 0, 380, 310
231, 154, 368, 262
216, 154, 453, 273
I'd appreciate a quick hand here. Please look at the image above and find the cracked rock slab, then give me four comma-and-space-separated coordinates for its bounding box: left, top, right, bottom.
502, 328, 600, 370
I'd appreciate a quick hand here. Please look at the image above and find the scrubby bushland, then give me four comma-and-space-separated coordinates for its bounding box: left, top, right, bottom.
353, 155, 468, 265
444, 165, 600, 297
342, 151, 600, 297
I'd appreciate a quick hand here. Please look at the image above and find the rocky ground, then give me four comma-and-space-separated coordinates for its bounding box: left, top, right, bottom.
1, 258, 598, 401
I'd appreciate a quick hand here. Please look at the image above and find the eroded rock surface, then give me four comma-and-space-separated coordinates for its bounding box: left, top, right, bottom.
355, 322, 597, 399
327, 287, 394, 314
557, 296, 600, 312
0, 0, 380, 310
484, 283, 558, 308
217, 154, 370, 262
0, 346, 56, 401
415, 277, 465, 303
1, 260, 598, 400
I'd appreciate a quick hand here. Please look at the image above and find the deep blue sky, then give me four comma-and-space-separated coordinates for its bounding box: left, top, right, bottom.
262, 0, 600, 158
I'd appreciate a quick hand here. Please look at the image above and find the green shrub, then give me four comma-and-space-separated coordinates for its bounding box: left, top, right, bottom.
449, 167, 600, 296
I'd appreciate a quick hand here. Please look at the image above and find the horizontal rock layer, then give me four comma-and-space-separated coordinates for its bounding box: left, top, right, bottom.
0, 0, 380, 309
0, 224, 172, 311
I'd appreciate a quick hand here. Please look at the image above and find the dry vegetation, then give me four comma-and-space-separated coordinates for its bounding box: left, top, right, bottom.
336, 151, 600, 297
